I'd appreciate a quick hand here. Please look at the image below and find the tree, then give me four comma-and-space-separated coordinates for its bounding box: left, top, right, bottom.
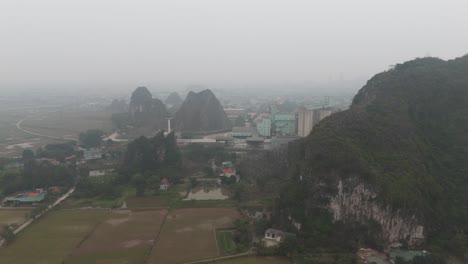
2, 225, 15, 245
131, 173, 146, 196
231, 183, 247, 202
79, 129, 103, 147
254, 218, 271, 236
22, 149, 35, 181
189, 177, 199, 189
234, 219, 251, 248
278, 235, 298, 257
235, 116, 246, 127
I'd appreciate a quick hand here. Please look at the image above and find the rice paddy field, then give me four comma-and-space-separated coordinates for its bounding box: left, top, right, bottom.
147, 208, 241, 264
0, 210, 109, 264
0, 209, 31, 227
67, 209, 168, 264
214, 256, 292, 264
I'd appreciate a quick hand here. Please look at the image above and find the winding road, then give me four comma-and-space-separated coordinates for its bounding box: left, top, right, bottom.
14, 105, 79, 142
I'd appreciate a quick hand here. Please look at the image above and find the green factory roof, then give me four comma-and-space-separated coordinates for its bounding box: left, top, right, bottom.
3, 193, 46, 203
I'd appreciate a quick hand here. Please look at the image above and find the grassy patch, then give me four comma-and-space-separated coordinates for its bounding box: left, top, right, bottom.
171, 199, 239, 209
217, 229, 236, 255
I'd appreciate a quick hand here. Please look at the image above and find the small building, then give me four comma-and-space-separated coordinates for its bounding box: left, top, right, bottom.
231, 126, 257, 138
263, 228, 296, 247
264, 228, 284, 242
160, 178, 170, 190
89, 170, 107, 177
220, 168, 236, 177
83, 148, 102, 161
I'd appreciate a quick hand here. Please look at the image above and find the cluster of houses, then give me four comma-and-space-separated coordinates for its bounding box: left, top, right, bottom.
1, 189, 47, 207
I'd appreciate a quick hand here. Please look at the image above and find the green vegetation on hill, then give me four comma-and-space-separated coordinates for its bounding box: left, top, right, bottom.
284, 56, 468, 258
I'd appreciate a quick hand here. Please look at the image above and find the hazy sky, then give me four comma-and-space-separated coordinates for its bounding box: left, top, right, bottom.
1, 0, 468, 91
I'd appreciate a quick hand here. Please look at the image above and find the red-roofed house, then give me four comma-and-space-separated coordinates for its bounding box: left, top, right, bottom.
221, 168, 236, 177
160, 178, 170, 190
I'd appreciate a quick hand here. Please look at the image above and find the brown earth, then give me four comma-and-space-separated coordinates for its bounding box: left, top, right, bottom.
147, 207, 241, 264
68, 209, 167, 263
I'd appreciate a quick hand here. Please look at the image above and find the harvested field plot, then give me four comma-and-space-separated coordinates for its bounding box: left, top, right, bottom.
0, 209, 30, 226
68, 209, 167, 264
0, 210, 109, 264
126, 195, 171, 208
214, 256, 292, 264
148, 208, 241, 264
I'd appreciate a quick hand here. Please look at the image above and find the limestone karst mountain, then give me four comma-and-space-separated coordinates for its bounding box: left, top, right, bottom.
175, 89, 230, 132
128, 86, 169, 129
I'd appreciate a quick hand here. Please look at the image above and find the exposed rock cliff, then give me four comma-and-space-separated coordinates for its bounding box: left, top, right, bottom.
329, 179, 424, 247
175, 89, 230, 132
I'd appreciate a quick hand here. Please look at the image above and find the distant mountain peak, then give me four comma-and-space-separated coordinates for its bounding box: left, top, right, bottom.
175, 89, 230, 132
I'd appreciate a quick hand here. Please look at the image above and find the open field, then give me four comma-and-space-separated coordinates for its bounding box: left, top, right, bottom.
0, 209, 109, 264
21, 109, 113, 139
148, 207, 241, 264
0, 107, 113, 157
213, 256, 292, 264
126, 195, 171, 208
67, 209, 167, 264
0, 209, 30, 227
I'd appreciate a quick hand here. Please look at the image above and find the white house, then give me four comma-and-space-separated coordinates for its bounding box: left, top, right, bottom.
263, 228, 296, 247
160, 178, 170, 190
264, 228, 284, 242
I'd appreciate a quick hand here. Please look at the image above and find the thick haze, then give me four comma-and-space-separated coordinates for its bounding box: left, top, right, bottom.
1, 0, 468, 93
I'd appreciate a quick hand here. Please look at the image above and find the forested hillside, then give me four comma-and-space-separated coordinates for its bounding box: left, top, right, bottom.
283, 56, 468, 258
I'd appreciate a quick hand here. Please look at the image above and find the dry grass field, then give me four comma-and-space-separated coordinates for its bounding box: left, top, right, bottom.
147, 208, 241, 264
0, 209, 30, 227
214, 256, 292, 264
21, 109, 113, 139
67, 209, 167, 264
0, 209, 109, 264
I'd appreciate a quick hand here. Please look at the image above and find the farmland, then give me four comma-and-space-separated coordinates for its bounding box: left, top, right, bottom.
0, 209, 30, 227
147, 207, 241, 264
0, 210, 109, 264
67, 209, 167, 264
214, 256, 292, 264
